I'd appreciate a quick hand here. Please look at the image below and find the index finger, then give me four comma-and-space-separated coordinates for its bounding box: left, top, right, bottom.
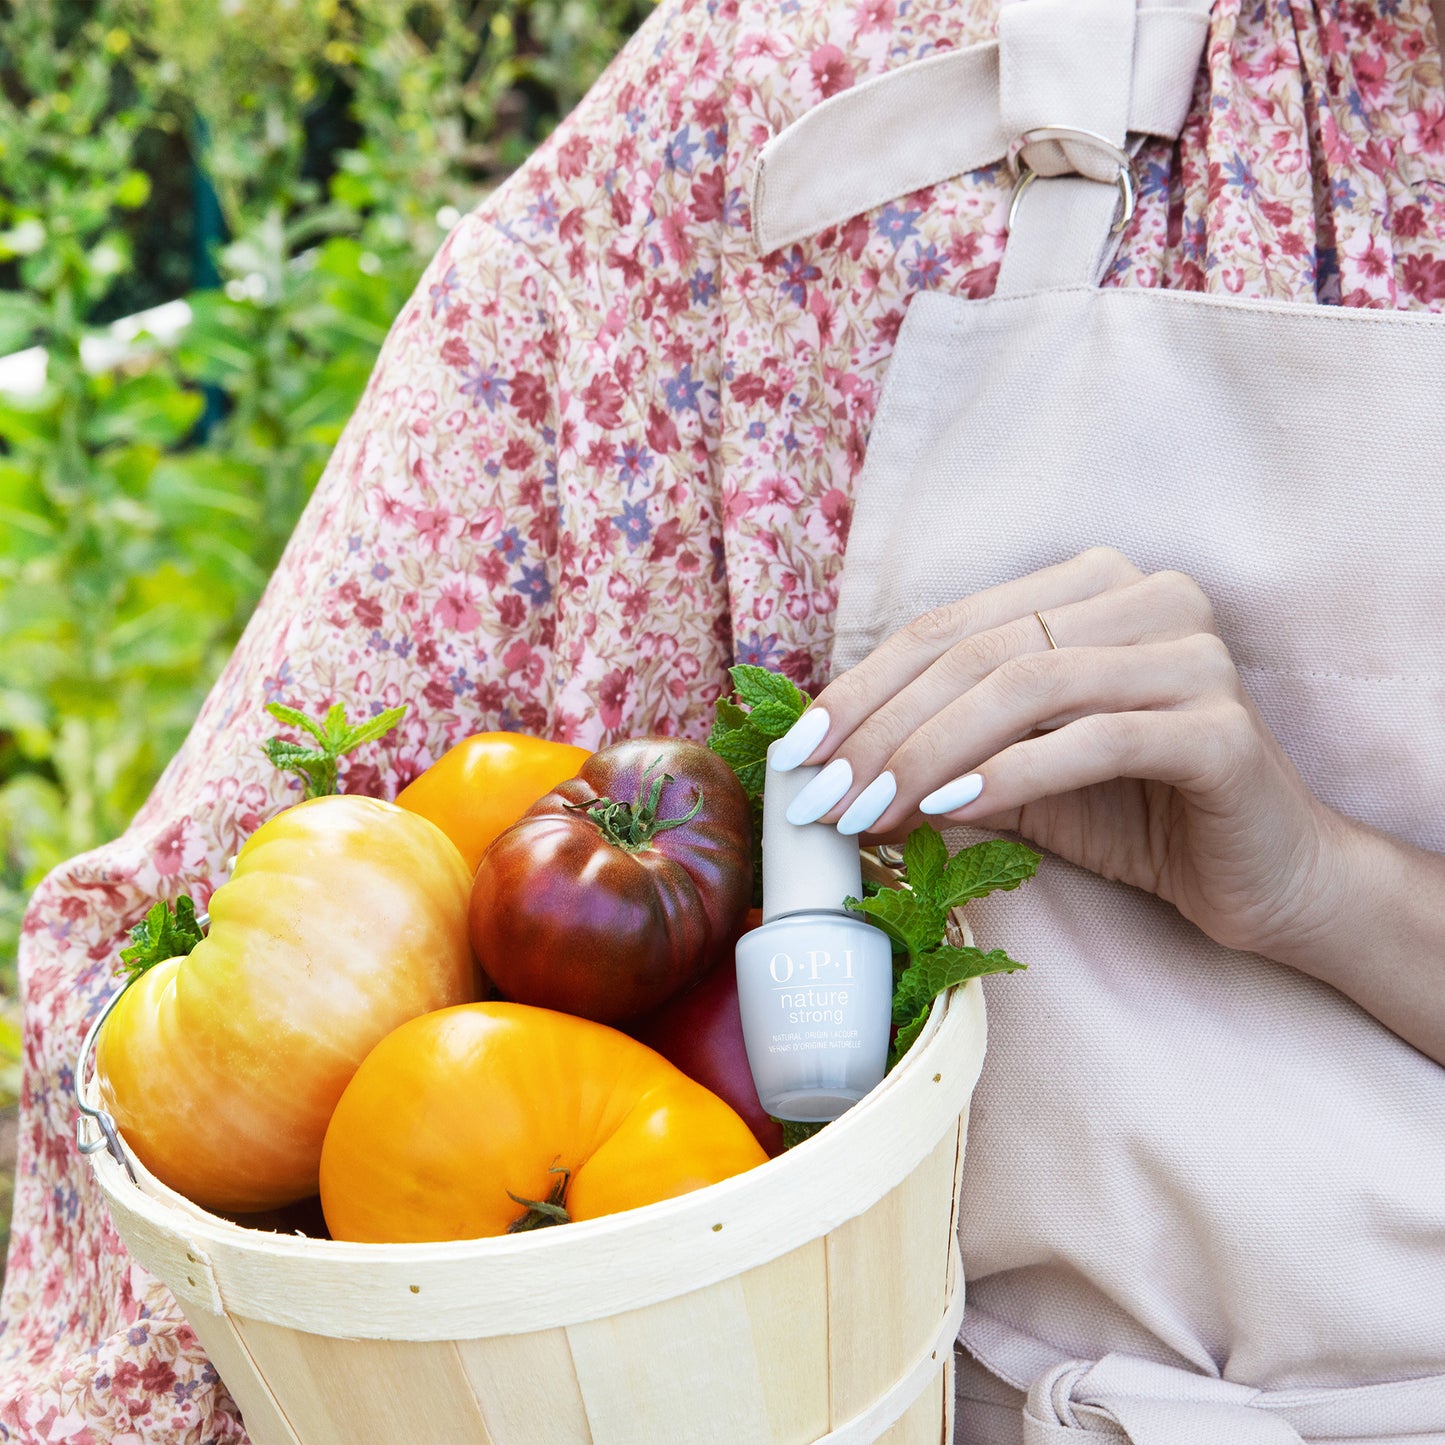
769, 545, 1143, 771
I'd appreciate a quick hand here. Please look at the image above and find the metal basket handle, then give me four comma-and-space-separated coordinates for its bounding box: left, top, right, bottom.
74, 983, 138, 1184
74, 903, 209, 1183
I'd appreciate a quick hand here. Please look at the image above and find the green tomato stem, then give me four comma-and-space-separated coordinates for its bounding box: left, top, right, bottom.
564, 754, 704, 852
505, 1160, 573, 1233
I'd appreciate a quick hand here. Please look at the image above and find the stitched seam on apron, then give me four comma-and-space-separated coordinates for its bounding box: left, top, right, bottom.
927, 283, 1445, 330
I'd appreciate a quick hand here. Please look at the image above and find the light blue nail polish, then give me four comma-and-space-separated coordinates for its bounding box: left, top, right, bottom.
769, 707, 831, 772
919, 773, 984, 815
837, 771, 897, 836
785, 758, 853, 825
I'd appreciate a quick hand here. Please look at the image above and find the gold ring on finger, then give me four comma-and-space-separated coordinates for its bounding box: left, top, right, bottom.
1033, 610, 1060, 651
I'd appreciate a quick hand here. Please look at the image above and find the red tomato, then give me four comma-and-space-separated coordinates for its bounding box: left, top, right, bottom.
629, 911, 785, 1158
468, 738, 753, 1023
96, 796, 476, 1213
320, 1002, 769, 1243
395, 732, 591, 873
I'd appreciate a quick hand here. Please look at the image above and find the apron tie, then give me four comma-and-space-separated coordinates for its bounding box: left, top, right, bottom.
1022, 1354, 1307, 1445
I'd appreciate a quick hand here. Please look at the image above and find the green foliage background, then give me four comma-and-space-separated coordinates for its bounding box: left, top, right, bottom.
0, 0, 649, 1094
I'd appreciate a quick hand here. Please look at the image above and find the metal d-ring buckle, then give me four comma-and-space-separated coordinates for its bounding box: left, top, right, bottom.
1006, 124, 1138, 236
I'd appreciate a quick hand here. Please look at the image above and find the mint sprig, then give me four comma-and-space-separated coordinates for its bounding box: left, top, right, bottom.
707, 664, 811, 903
117, 896, 205, 983
889, 944, 1028, 1057
847, 825, 1039, 1068
707, 665, 810, 795
261, 701, 407, 799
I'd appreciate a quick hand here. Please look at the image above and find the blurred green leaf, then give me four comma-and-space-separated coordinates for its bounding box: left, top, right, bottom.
86, 371, 204, 448
0, 292, 44, 354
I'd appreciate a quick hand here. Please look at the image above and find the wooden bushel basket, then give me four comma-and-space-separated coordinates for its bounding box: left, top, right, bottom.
80, 926, 986, 1444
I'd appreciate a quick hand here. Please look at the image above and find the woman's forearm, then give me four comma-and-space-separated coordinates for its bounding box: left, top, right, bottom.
1277, 815, 1445, 1066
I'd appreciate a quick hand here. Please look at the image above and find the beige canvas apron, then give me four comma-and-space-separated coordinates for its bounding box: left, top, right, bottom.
752, 3, 1445, 1443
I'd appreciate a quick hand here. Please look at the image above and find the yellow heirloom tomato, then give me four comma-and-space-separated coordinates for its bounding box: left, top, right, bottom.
320, 1002, 769, 1243
395, 731, 591, 874
96, 795, 476, 1214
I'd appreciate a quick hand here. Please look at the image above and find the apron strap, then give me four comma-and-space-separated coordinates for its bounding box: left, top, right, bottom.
964, 1311, 1445, 1443
1022, 1356, 1307, 1445
749, 0, 1209, 275
992, 175, 1136, 294
994, 0, 1140, 295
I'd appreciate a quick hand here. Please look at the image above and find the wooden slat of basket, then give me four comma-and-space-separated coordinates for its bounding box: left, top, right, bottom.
738, 1238, 830, 1441
181, 1302, 303, 1445
882, 1369, 949, 1444
825, 1128, 959, 1431
568, 1274, 774, 1442
455, 1329, 591, 1444
942, 1109, 970, 1445
233, 1320, 497, 1444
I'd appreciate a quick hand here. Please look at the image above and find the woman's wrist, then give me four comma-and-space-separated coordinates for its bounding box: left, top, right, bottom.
1268, 810, 1445, 1064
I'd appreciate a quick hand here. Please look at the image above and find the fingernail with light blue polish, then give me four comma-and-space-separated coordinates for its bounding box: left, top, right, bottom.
769, 707, 831, 772
785, 758, 853, 826
919, 773, 985, 815
837, 771, 897, 836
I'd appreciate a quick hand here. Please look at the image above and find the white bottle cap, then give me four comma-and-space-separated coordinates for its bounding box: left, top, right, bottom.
761, 740, 864, 923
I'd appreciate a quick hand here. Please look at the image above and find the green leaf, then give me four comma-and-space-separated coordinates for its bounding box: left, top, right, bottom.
708, 696, 749, 741
264, 701, 330, 746
340, 704, 408, 750
779, 1118, 828, 1150
708, 720, 770, 771
321, 703, 350, 744
261, 700, 405, 798
260, 740, 331, 767
901, 825, 948, 900
86, 371, 204, 449
937, 839, 1041, 910
743, 699, 806, 740
0, 291, 43, 354
117, 896, 205, 983
887, 944, 1027, 1069
734, 757, 770, 798
890, 1008, 931, 1067
706, 704, 772, 797
729, 665, 807, 723
891, 944, 1028, 1026
844, 886, 948, 963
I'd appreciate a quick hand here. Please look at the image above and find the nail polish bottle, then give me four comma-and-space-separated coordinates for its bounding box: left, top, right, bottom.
735, 742, 894, 1121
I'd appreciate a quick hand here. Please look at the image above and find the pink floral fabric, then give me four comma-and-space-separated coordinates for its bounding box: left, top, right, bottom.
4, 0, 1443, 1437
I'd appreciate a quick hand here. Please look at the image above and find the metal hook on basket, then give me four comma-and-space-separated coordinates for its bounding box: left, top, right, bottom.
74, 905, 209, 1182
74, 984, 138, 1184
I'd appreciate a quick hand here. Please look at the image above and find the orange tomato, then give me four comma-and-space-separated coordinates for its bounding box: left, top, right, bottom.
394, 732, 591, 873
97, 796, 476, 1214
319, 1002, 769, 1242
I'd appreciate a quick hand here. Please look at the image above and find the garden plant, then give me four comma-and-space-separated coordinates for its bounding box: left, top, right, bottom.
0, 0, 649, 1275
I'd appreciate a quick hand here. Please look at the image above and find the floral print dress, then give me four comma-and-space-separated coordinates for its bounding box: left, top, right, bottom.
3, 0, 1443, 1438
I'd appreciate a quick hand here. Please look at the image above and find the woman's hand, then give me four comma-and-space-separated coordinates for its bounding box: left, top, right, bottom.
771, 546, 1348, 967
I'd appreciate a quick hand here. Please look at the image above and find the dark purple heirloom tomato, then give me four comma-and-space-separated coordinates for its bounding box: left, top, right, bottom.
468, 738, 753, 1023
